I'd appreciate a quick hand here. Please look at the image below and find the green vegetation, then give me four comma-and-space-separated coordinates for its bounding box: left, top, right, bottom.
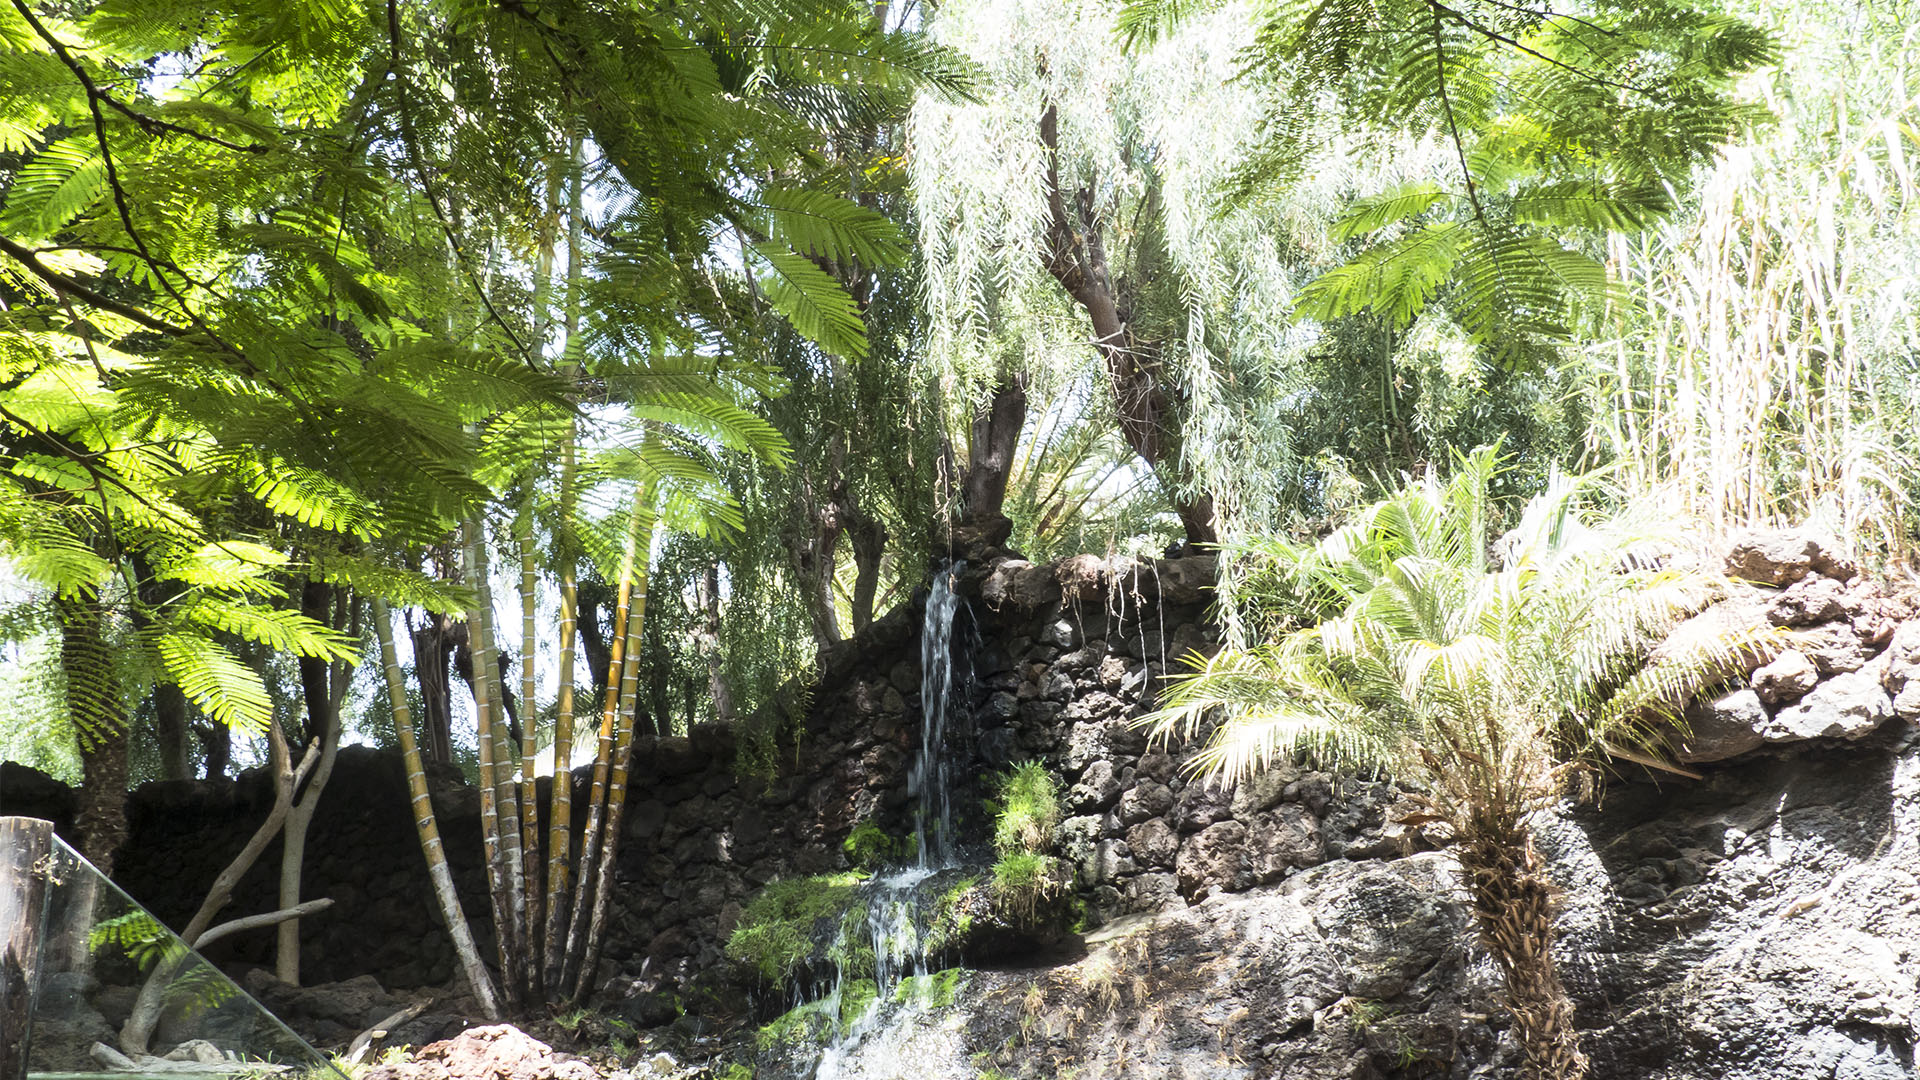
988, 762, 1068, 917
726, 872, 870, 983
923, 874, 980, 956
1146, 447, 1779, 1077
756, 978, 879, 1049
843, 822, 908, 870
894, 968, 967, 1009
992, 762, 1062, 856
3, 0, 1911, 1059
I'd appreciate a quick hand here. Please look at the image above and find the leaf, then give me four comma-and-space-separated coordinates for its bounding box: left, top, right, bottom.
153, 632, 273, 732
751, 241, 870, 358
760, 186, 907, 267
1331, 182, 1451, 241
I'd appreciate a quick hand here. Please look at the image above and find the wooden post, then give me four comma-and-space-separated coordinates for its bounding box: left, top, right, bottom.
0, 818, 55, 1080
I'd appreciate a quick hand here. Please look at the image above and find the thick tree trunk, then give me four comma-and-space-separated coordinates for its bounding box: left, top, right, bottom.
1037, 104, 1217, 546
962, 372, 1028, 526
130, 555, 191, 781
412, 614, 458, 765
845, 510, 887, 634
576, 579, 614, 701
788, 474, 845, 652
149, 685, 192, 782
58, 594, 126, 876
195, 719, 230, 779
1457, 821, 1589, 1080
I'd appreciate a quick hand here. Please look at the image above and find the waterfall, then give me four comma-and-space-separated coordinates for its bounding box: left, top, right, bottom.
912, 560, 965, 869
803, 563, 970, 1078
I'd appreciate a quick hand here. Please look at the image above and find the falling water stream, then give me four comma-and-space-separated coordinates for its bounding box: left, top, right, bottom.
802, 563, 969, 1078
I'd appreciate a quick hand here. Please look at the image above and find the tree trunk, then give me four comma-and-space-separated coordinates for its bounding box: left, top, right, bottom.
277, 584, 352, 986
1457, 821, 1589, 1080
0, 818, 54, 1080
130, 555, 191, 781
149, 685, 192, 782
57, 593, 126, 876
371, 598, 502, 1019
576, 579, 613, 701
412, 614, 458, 765
195, 718, 230, 779
845, 509, 887, 635
122, 721, 311, 1055
694, 565, 735, 724
961, 371, 1028, 531
788, 468, 845, 653
1037, 104, 1216, 546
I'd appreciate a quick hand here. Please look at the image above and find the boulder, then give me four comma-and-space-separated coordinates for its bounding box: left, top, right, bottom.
1883, 620, 1920, 720
359, 1026, 598, 1080
1767, 576, 1849, 627
980, 559, 1060, 612
1725, 528, 1855, 586
1176, 820, 1250, 898
1677, 688, 1769, 763
1764, 652, 1894, 743
1751, 649, 1819, 705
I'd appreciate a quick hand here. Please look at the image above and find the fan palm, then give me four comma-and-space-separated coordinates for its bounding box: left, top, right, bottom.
1145, 446, 1776, 1079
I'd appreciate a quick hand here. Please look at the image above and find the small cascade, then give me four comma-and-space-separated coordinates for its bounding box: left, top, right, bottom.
783, 563, 974, 1078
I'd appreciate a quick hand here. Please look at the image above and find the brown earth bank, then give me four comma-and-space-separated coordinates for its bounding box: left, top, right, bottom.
5, 528, 1918, 1078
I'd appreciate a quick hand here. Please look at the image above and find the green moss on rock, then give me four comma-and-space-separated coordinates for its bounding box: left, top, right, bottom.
725, 871, 869, 982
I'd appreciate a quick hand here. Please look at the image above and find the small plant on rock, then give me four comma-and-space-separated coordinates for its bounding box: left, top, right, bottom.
989, 762, 1068, 915
725, 872, 869, 983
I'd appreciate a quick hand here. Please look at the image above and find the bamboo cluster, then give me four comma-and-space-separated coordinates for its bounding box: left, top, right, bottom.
369, 488, 656, 1016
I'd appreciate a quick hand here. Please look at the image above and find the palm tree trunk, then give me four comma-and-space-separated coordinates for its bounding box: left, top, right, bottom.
58, 593, 127, 875
370, 597, 501, 1019
1457, 821, 1589, 1080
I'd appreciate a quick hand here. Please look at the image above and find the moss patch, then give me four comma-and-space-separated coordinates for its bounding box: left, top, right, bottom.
725, 871, 869, 982
755, 979, 879, 1049
893, 968, 966, 1008
842, 822, 907, 870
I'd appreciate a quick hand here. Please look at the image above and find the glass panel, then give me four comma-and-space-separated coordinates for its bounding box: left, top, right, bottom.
24, 831, 342, 1080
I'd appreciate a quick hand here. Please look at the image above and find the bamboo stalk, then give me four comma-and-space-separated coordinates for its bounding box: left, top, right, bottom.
572, 513, 656, 1001
464, 517, 524, 1011
515, 489, 543, 999
542, 127, 588, 999
558, 494, 647, 994
371, 598, 501, 1019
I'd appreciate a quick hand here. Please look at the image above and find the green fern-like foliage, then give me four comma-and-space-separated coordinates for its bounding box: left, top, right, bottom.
0, 0, 962, 751
1126, 0, 1775, 357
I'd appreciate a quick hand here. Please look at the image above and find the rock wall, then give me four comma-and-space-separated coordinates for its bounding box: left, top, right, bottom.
7, 530, 1920, 1079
